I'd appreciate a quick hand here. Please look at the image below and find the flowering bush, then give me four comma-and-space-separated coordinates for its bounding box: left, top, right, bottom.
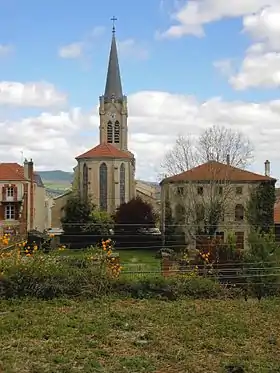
87, 239, 123, 278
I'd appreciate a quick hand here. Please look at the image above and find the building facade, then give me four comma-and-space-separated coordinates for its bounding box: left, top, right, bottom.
0, 160, 47, 235
74, 27, 135, 214
160, 160, 276, 250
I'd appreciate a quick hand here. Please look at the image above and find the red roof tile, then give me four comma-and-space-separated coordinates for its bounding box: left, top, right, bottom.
76, 143, 134, 159
162, 161, 276, 184
0, 163, 26, 181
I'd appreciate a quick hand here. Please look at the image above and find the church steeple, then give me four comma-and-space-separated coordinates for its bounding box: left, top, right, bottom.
104, 17, 123, 102
99, 17, 128, 150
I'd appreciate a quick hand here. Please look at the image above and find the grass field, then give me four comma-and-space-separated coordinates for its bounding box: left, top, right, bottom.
0, 298, 280, 373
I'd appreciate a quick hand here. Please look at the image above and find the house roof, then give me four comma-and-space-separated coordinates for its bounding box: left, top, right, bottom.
161, 161, 276, 184
0, 163, 26, 181
0, 163, 43, 186
76, 143, 134, 160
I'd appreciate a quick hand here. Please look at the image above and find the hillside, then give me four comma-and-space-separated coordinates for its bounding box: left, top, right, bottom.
38, 170, 74, 184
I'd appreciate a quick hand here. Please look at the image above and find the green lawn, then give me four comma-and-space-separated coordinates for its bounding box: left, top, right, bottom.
0, 298, 280, 372
59, 249, 161, 274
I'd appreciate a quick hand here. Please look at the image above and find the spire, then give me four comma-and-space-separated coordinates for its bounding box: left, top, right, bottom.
104, 17, 123, 101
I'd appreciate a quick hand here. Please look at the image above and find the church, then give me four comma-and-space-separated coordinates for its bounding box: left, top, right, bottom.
50, 23, 160, 227
73, 25, 136, 214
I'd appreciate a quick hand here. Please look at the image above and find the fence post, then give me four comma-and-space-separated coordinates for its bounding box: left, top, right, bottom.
161, 255, 172, 277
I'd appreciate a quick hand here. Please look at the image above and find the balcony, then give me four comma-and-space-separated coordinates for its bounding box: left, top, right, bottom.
0, 194, 23, 203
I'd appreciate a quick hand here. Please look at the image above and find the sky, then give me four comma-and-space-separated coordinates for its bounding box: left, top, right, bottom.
0, 0, 280, 181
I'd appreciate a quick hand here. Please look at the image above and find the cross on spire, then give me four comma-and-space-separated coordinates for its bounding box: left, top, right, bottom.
111, 16, 117, 33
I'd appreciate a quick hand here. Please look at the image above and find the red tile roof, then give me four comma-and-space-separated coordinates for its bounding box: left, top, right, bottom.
76, 143, 134, 159
0, 163, 26, 181
161, 161, 276, 184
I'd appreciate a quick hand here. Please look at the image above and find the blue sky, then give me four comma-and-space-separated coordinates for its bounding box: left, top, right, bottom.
0, 0, 280, 179
1, 0, 278, 107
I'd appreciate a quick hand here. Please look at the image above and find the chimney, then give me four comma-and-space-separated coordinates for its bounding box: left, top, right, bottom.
28, 158, 34, 180
264, 160, 270, 176
226, 154, 230, 165
23, 158, 29, 179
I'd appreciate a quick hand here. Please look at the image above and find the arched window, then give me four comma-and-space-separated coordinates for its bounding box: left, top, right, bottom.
120, 163, 125, 205
83, 163, 88, 200
99, 163, 108, 211
235, 204, 244, 221
107, 122, 113, 143
114, 121, 120, 143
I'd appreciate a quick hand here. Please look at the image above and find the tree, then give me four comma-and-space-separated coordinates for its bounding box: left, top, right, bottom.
61, 194, 95, 234
162, 124, 253, 177
246, 182, 276, 234
84, 210, 114, 237
114, 197, 157, 233
160, 125, 253, 248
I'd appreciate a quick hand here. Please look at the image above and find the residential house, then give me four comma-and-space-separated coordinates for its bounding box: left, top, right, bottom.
160, 160, 276, 250
0, 160, 47, 236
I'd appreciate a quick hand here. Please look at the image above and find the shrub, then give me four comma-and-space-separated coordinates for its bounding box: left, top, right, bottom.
243, 229, 280, 298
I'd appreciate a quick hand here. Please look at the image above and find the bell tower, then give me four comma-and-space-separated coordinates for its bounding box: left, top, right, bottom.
99, 17, 128, 151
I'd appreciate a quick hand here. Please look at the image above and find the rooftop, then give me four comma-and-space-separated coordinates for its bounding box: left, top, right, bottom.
76, 143, 134, 160
161, 161, 276, 184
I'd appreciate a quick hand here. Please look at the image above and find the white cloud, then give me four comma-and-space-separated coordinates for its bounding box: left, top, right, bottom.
230, 5, 280, 89
159, 0, 279, 38
160, 1, 280, 89
2, 90, 280, 180
58, 42, 85, 59
58, 26, 106, 60
118, 39, 149, 60
0, 44, 13, 57
0, 81, 67, 108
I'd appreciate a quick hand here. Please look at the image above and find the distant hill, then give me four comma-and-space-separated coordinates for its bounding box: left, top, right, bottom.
38, 170, 73, 185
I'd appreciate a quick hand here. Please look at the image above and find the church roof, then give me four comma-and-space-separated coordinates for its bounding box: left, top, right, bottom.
161, 161, 276, 184
76, 143, 134, 160
104, 32, 123, 100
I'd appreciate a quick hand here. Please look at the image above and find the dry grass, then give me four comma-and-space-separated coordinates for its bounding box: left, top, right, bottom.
0, 298, 280, 372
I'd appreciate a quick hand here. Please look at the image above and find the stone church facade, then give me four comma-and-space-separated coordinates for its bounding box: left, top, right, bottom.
73, 28, 136, 214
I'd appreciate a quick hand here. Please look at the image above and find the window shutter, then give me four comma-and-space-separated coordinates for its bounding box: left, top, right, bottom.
2, 186, 5, 201
13, 184, 17, 201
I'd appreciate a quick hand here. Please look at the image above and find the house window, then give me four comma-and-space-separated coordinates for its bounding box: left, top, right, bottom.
114, 122, 120, 143
216, 231, 224, 242
197, 186, 203, 195
5, 204, 15, 220
236, 186, 243, 195
196, 203, 205, 221
7, 187, 14, 197
83, 163, 88, 200
235, 204, 244, 221
218, 186, 223, 195
99, 163, 108, 211
107, 122, 113, 143
175, 204, 185, 223
176, 186, 184, 196
120, 163, 125, 205
235, 231, 244, 250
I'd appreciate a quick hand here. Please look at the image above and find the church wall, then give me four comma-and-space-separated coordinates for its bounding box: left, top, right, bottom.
77, 158, 133, 214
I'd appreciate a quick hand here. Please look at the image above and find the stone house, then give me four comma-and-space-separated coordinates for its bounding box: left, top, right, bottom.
160, 160, 276, 250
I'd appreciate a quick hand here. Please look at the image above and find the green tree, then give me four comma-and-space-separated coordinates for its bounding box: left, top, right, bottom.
244, 229, 280, 298
84, 210, 114, 238
61, 194, 94, 234
246, 182, 276, 233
